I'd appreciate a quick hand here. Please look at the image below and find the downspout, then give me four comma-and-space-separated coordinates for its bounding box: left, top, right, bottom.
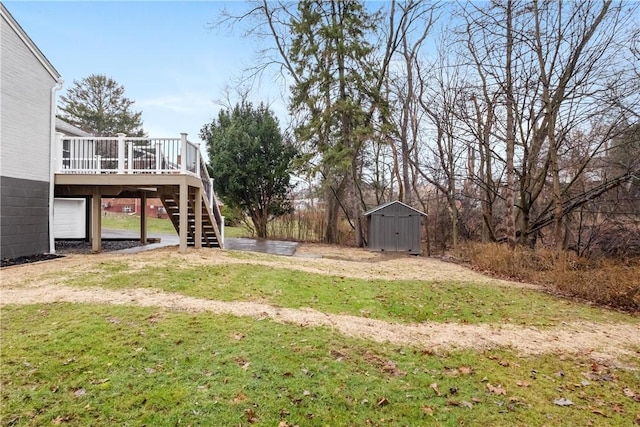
48, 79, 63, 254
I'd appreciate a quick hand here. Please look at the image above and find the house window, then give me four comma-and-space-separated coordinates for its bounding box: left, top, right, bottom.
122, 205, 133, 213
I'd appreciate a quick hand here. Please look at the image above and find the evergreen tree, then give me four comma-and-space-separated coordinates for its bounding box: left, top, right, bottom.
289, 0, 382, 245
200, 101, 297, 239
57, 74, 145, 136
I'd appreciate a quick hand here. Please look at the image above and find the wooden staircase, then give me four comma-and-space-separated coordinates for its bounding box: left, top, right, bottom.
161, 185, 222, 248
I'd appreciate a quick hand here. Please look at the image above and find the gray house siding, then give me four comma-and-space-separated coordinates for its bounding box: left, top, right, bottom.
0, 176, 50, 258
1, 4, 61, 258
365, 201, 426, 254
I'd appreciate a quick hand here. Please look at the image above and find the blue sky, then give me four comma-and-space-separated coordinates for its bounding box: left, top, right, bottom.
4, 1, 288, 145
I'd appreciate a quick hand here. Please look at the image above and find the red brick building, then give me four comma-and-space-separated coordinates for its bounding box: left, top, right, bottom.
102, 198, 168, 219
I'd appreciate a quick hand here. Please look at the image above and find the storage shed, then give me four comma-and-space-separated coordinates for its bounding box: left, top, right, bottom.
365, 201, 426, 254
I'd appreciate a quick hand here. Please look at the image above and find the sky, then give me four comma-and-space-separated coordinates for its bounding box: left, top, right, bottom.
4, 1, 289, 146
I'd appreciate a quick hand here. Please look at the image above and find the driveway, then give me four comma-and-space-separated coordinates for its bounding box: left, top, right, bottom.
103, 229, 298, 256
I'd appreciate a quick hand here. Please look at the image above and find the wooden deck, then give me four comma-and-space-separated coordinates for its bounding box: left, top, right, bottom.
54, 133, 223, 253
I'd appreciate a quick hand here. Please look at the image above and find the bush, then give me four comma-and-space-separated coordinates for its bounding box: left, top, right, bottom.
455, 243, 640, 312
220, 206, 244, 227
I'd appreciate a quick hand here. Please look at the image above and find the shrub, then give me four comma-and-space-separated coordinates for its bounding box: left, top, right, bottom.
455, 243, 640, 312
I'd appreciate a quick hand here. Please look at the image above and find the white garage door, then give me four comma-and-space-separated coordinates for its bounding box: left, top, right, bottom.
54, 198, 86, 239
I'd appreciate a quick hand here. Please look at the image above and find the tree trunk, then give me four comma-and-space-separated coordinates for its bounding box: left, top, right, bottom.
504, 0, 516, 249
325, 187, 340, 244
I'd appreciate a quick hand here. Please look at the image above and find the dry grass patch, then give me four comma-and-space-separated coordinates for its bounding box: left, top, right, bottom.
456, 243, 640, 312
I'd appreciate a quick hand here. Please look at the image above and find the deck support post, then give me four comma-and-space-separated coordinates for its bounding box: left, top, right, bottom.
194, 186, 202, 249
140, 193, 147, 244
179, 182, 188, 253
91, 191, 102, 253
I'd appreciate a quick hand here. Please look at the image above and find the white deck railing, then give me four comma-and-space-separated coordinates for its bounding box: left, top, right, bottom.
55, 133, 202, 176
55, 132, 223, 231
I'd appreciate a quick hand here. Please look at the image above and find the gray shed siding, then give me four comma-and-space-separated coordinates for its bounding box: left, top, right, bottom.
1, 5, 60, 258
366, 202, 424, 254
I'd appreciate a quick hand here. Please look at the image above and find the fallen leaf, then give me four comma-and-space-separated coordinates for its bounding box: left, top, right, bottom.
53, 415, 71, 424
144, 367, 156, 374
461, 401, 474, 409
233, 393, 247, 403
635, 414, 640, 425
459, 366, 473, 375
591, 408, 607, 417
422, 405, 434, 415
472, 397, 482, 403
73, 388, 86, 398
430, 383, 441, 396
244, 408, 258, 423
303, 390, 311, 396
382, 360, 406, 376
447, 399, 459, 406
623, 388, 637, 398
516, 380, 530, 387
233, 333, 245, 340
377, 397, 389, 407
613, 404, 624, 413
486, 383, 506, 396
553, 398, 574, 406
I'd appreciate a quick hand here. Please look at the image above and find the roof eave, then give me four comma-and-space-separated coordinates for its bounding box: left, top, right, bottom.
1, 3, 61, 82
364, 200, 428, 217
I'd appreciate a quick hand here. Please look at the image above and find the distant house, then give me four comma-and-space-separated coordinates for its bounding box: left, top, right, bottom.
103, 197, 168, 219
1, 3, 62, 258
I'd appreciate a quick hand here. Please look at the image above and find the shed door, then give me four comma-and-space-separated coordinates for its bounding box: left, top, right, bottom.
381, 215, 398, 251
396, 215, 413, 251
380, 214, 415, 252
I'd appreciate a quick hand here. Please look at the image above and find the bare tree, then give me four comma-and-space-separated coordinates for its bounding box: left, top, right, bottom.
456, 0, 639, 248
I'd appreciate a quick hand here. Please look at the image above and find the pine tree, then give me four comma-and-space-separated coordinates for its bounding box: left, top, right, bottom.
57, 74, 145, 136
289, 0, 381, 245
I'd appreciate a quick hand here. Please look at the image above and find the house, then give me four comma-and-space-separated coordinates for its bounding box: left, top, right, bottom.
1, 3, 62, 259
1, 4, 223, 258
103, 197, 168, 219
364, 201, 426, 254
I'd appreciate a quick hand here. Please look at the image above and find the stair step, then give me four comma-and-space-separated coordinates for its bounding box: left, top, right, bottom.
161, 185, 222, 250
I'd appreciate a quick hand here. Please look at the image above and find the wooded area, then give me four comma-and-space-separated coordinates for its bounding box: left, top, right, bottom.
217, 0, 639, 257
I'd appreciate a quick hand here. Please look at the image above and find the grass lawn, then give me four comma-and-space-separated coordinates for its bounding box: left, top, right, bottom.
61, 261, 634, 327
101, 213, 249, 238
3, 304, 639, 426
2, 250, 639, 426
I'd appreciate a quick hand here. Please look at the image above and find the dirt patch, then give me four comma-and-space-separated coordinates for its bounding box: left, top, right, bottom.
1, 243, 638, 363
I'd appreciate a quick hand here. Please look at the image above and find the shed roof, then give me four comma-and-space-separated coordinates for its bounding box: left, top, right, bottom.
1, 3, 61, 81
364, 200, 427, 217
